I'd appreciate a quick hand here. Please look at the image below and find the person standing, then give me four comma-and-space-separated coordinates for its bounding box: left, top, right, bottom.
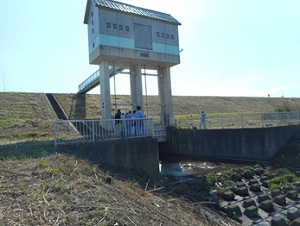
125, 110, 133, 137
134, 106, 145, 136
114, 109, 122, 137
199, 111, 206, 129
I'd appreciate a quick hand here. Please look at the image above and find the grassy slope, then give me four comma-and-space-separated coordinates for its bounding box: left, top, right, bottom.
1, 92, 300, 225
54, 93, 300, 119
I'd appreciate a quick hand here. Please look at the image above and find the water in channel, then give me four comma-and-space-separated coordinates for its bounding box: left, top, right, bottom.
159, 154, 257, 177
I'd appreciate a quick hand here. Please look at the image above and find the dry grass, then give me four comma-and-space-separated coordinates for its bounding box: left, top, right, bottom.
0, 153, 239, 226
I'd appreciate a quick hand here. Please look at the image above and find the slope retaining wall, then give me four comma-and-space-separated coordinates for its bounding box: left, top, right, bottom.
164, 125, 300, 160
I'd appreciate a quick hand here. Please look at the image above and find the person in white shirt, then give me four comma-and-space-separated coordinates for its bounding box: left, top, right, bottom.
199, 111, 206, 129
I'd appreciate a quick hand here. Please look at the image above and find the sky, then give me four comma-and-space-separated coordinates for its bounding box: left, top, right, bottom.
1, 0, 300, 97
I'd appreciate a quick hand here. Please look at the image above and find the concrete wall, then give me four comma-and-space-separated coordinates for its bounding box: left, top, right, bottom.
59, 138, 159, 177
164, 125, 300, 161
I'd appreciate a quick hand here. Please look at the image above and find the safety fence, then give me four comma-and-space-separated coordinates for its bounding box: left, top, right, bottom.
54, 118, 166, 146
174, 111, 300, 129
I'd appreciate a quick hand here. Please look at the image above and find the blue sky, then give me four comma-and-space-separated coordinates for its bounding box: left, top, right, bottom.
1, 0, 300, 97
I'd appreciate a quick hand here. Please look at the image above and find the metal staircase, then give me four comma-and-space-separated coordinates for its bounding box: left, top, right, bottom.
78, 66, 123, 94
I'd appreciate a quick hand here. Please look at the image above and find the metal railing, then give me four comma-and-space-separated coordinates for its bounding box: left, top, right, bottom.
174, 111, 300, 129
54, 118, 156, 146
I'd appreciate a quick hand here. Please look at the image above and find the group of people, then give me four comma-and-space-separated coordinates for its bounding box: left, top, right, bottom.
114, 106, 145, 137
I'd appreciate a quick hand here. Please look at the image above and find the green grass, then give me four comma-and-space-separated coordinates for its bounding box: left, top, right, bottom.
269, 169, 299, 190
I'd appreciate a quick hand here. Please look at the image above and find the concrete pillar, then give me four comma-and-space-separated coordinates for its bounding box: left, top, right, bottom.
130, 64, 143, 110
99, 61, 111, 120
158, 67, 173, 126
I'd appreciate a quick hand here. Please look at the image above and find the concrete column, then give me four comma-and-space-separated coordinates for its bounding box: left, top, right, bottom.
99, 61, 111, 120
130, 64, 143, 110
158, 67, 173, 126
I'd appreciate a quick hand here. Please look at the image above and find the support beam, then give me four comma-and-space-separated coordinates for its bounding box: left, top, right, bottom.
130, 64, 143, 110
99, 61, 111, 120
158, 67, 173, 126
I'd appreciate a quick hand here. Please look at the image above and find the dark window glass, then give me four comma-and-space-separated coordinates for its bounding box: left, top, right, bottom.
171, 34, 174, 40
166, 34, 169, 39
134, 23, 152, 50
161, 33, 164, 38
106, 22, 111, 28
119, 25, 123, 30
125, 26, 129, 31
156, 32, 160, 37
113, 23, 117, 29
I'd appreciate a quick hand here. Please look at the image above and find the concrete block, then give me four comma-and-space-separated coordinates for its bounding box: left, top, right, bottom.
282, 185, 294, 193
235, 186, 249, 196
287, 208, 300, 221
257, 194, 270, 203
262, 180, 269, 188
291, 217, 300, 226
286, 190, 299, 200
242, 198, 257, 208
293, 181, 300, 188
273, 194, 286, 206
249, 183, 261, 192
224, 204, 242, 218
271, 189, 282, 198
270, 214, 288, 226
236, 182, 246, 187
259, 200, 274, 212
248, 178, 259, 185
221, 191, 234, 201
260, 175, 269, 182
242, 170, 253, 179
244, 205, 258, 218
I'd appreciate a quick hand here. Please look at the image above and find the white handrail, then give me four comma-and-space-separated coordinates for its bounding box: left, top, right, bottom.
54, 118, 157, 146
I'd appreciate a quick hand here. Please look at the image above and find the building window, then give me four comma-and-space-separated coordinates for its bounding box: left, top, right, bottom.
113, 23, 117, 29
161, 33, 164, 38
134, 23, 152, 50
171, 34, 174, 40
125, 26, 129, 31
92, 20, 94, 25
166, 34, 169, 39
91, 12, 93, 17
92, 28, 94, 34
106, 22, 111, 28
156, 32, 160, 37
119, 25, 123, 30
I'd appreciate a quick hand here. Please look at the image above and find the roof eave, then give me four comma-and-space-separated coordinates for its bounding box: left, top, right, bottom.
83, 0, 92, 24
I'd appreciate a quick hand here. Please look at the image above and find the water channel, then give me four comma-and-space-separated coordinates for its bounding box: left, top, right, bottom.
159, 154, 259, 177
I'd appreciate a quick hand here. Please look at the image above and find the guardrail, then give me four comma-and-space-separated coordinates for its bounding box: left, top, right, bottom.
174, 111, 300, 129
54, 118, 156, 146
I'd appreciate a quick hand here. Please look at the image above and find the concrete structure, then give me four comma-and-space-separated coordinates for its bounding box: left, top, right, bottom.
164, 125, 300, 160
83, 0, 181, 125
60, 138, 159, 177
56, 125, 299, 177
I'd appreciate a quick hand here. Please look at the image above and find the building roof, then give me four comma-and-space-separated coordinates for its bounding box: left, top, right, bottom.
84, 0, 181, 25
